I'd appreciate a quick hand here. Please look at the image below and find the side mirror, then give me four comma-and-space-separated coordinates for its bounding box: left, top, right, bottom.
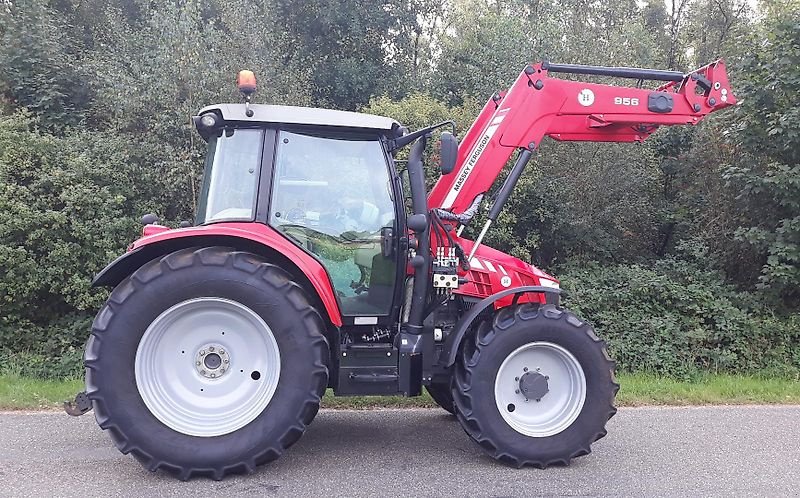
439, 132, 458, 175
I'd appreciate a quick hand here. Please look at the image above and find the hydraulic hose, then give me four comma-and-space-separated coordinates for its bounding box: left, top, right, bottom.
431, 194, 484, 226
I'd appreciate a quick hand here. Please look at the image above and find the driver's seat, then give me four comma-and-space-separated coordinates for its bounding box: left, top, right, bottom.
353, 241, 394, 307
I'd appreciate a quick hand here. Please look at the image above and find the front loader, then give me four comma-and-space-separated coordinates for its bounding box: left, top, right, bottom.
67, 60, 736, 479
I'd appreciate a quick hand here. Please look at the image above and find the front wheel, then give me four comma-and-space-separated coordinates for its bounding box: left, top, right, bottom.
425, 383, 456, 415
452, 304, 618, 467
85, 247, 329, 480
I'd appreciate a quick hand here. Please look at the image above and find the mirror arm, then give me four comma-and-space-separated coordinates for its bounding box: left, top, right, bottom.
388, 121, 455, 152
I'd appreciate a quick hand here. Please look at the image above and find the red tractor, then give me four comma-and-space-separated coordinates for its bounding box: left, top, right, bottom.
67, 61, 736, 479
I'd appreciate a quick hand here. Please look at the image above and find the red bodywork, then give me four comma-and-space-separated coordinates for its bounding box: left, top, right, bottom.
429, 60, 735, 304
136, 223, 343, 326
454, 239, 556, 308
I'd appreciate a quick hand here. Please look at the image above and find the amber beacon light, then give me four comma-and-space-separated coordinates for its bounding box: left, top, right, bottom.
236, 70, 257, 96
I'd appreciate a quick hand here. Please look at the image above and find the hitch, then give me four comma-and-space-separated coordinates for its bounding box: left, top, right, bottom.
64, 391, 93, 416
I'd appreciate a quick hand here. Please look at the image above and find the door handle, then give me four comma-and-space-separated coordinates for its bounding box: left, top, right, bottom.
380, 227, 394, 258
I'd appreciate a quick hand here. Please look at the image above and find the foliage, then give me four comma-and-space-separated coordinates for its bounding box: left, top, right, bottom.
481, 141, 663, 265
0, 112, 178, 377
0, 1, 92, 129
560, 252, 800, 377
721, 16, 800, 299
270, 0, 444, 109
362, 93, 481, 187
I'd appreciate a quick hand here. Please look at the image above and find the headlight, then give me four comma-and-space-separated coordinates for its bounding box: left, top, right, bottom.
538, 278, 560, 289
200, 113, 218, 128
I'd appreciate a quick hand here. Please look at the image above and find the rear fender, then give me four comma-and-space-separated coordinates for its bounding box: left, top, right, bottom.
93, 223, 343, 327
441, 286, 562, 368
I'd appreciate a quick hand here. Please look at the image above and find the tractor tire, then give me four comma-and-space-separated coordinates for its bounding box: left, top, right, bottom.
452, 304, 618, 468
425, 384, 456, 415
84, 247, 329, 480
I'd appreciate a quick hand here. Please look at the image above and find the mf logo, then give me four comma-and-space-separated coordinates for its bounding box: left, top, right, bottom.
577, 89, 595, 106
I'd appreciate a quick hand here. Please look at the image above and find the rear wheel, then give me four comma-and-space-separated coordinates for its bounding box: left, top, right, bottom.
85, 247, 329, 480
452, 304, 618, 467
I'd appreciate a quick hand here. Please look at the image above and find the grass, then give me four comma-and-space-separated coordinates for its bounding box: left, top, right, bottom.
0, 373, 798, 411
615, 372, 800, 406
0, 375, 84, 411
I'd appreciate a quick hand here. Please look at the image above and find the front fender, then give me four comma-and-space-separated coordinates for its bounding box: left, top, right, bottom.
441, 286, 562, 368
92, 223, 343, 327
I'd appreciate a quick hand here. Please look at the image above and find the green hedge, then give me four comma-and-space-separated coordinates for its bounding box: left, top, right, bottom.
560, 258, 800, 378
0, 313, 90, 379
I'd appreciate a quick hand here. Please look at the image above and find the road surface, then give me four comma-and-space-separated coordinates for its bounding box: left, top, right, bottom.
1, 406, 798, 497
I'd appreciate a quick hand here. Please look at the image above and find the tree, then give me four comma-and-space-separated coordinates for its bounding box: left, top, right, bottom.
0, 1, 93, 130
721, 15, 800, 300
271, 0, 415, 109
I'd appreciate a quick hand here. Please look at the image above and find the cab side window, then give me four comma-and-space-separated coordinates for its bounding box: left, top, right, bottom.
270, 131, 396, 316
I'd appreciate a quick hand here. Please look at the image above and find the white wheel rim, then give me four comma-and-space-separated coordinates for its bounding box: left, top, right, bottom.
135, 297, 280, 437
494, 342, 586, 437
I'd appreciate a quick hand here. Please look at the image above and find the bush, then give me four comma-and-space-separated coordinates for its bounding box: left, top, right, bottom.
0, 112, 194, 378
0, 312, 90, 379
559, 253, 800, 378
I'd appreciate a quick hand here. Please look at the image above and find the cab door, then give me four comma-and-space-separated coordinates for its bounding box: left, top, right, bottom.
267, 128, 402, 323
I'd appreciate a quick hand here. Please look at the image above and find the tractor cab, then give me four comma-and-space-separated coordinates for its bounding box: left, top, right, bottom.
193, 102, 407, 319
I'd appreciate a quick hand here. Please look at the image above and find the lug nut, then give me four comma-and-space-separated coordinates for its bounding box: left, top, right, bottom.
220, 349, 225, 354
209, 346, 215, 352
196, 361, 201, 366
515, 377, 519, 381
536, 398, 541, 402
523, 367, 528, 372
224, 359, 229, 364
220, 368, 225, 373
545, 376, 549, 380
200, 350, 206, 356
200, 370, 206, 375
536, 367, 540, 371
515, 389, 520, 394
210, 373, 216, 378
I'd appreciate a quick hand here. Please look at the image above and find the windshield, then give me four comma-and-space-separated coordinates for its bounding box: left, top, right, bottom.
196, 129, 263, 224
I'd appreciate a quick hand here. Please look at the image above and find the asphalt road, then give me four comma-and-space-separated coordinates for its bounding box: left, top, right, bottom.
1, 406, 798, 497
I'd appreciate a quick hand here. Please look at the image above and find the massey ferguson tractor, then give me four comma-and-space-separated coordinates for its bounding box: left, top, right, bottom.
66, 60, 736, 479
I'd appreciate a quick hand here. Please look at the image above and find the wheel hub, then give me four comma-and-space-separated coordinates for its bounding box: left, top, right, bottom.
494, 342, 587, 437
135, 297, 281, 437
518, 371, 549, 401
194, 343, 230, 379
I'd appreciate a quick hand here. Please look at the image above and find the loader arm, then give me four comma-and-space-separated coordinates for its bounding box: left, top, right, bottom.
428, 59, 736, 214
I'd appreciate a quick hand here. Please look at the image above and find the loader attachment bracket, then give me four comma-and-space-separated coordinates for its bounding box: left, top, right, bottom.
64, 391, 93, 416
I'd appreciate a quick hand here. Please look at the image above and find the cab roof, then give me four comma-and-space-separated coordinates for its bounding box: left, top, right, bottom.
197, 103, 400, 132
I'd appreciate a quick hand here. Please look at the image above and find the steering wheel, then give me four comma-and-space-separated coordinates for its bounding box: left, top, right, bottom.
285, 207, 307, 223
